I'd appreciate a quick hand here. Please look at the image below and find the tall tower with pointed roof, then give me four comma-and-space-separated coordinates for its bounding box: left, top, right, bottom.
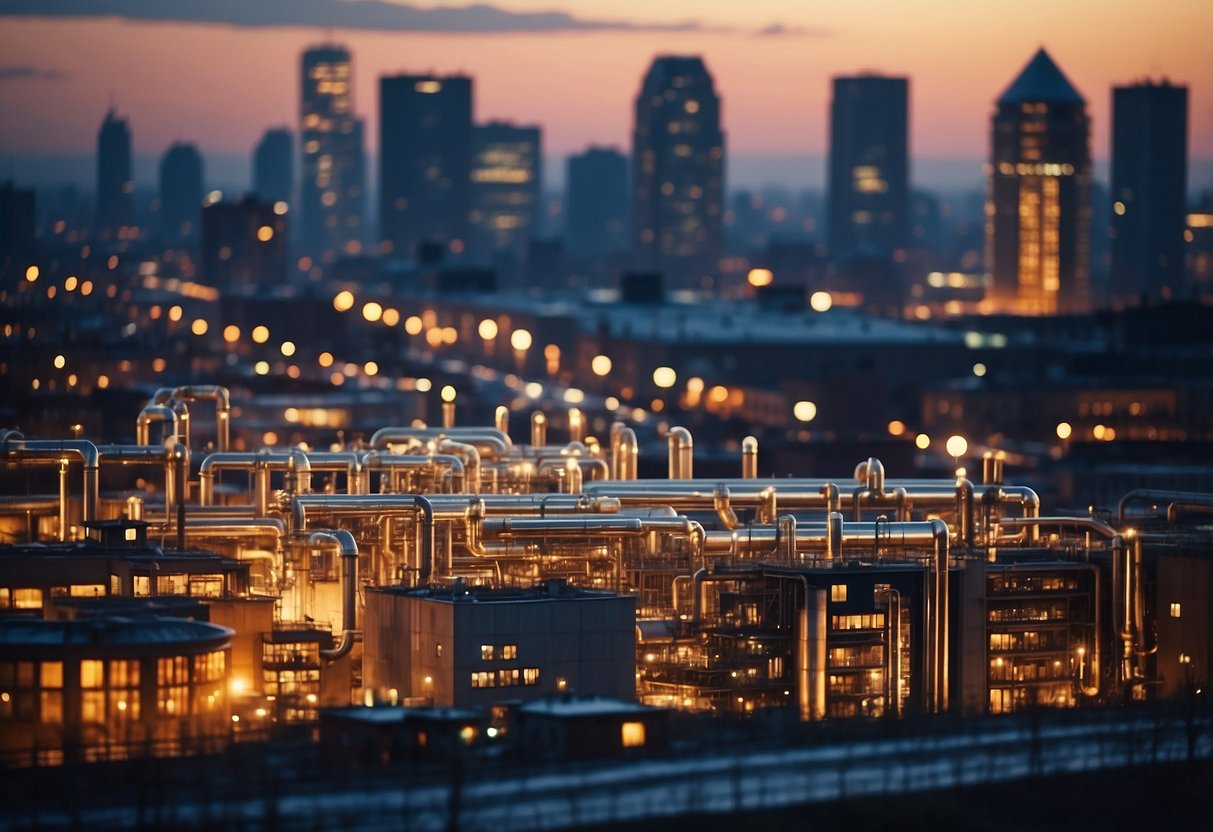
986, 48, 1091, 314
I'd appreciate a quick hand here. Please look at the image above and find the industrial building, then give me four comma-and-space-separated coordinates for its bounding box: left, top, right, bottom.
1, 391, 1211, 767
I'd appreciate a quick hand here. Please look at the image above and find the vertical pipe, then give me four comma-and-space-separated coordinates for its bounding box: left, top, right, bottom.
609, 421, 625, 478
826, 511, 844, 561
741, 436, 758, 479
531, 412, 547, 448
617, 427, 638, 481
126, 495, 143, 522
442, 401, 456, 429
804, 587, 827, 721
667, 427, 692, 479
495, 405, 510, 437
58, 459, 69, 541
884, 589, 902, 717
568, 408, 584, 442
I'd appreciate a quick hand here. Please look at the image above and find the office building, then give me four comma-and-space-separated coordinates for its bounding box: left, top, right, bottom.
986, 48, 1092, 315
253, 128, 293, 206
158, 142, 204, 249
95, 108, 134, 239
566, 147, 629, 260
1110, 81, 1188, 303
300, 44, 365, 261
470, 121, 541, 262
378, 73, 473, 261
0, 181, 36, 281
827, 74, 909, 261
631, 56, 725, 291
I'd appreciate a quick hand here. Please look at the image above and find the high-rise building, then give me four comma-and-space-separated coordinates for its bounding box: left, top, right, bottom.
471, 121, 541, 262
378, 74, 473, 261
827, 74, 909, 261
96, 108, 134, 239
253, 128, 293, 206
566, 147, 628, 260
986, 48, 1092, 315
631, 56, 724, 290
0, 181, 36, 283
158, 142, 203, 250
1110, 80, 1188, 303
202, 197, 288, 290
300, 44, 365, 261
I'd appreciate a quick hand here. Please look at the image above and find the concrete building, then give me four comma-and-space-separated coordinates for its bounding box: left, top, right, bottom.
158, 142, 204, 250
364, 580, 636, 707
201, 196, 288, 289
253, 127, 293, 206
1110, 81, 1188, 303
378, 74, 473, 262
828, 74, 909, 262
95, 108, 134, 239
566, 147, 629, 260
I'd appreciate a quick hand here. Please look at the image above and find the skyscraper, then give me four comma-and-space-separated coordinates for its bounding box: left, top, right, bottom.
300, 44, 365, 261
470, 121, 541, 262
631, 56, 724, 290
158, 142, 203, 250
253, 128, 293, 206
96, 108, 134, 239
378, 74, 472, 261
0, 181, 36, 283
566, 147, 628, 260
1110, 80, 1188, 303
828, 74, 909, 261
987, 48, 1092, 315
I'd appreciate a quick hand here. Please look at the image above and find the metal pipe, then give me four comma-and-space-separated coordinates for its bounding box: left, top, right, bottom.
495, 405, 510, 437
135, 404, 178, 446
442, 401, 456, 429
304, 452, 365, 495
437, 440, 481, 493
826, 511, 844, 561
713, 484, 740, 530
1116, 488, 1213, 523
306, 530, 359, 660
368, 427, 511, 461
1, 438, 101, 524
531, 412, 547, 448
667, 427, 693, 480
568, 408, 585, 443
883, 588, 902, 717
163, 385, 231, 451
741, 436, 758, 479
616, 427, 638, 481
57, 459, 69, 541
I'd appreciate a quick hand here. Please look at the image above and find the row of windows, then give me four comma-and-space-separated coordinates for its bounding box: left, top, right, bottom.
988, 603, 1071, 623
989, 575, 1079, 594
832, 614, 886, 631
480, 644, 518, 661
470, 668, 540, 689
989, 630, 1070, 652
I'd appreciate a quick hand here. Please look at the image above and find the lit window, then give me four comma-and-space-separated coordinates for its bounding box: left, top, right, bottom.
621, 721, 646, 748
1171, 603, 1181, 619
501, 644, 517, 660
481, 645, 494, 661
830, 585, 847, 603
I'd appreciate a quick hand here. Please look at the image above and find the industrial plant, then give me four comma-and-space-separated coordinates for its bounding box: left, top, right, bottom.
2, 389, 1209, 767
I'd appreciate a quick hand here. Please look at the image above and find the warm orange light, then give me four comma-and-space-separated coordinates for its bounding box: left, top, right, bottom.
591, 355, 612, 376
478, 319, 499, 340
251, 325, 270, 343
318, 351, 334, 367
190, 318, 208, 336
510, 329, 533, 351
747, 268, 773, 287
223, 325, 240, 343
888, 420, 906, 436
256, 225, 274, 242
362, 301, 383, 322
333, 290, 355, 312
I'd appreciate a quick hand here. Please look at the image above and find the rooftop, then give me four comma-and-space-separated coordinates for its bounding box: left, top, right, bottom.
998, 48, 1085, 106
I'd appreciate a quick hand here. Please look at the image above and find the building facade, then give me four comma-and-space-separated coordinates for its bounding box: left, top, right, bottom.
364, 581, 636, 708
378, 74, 473, 262
158, 142, 204, 250
470, 121, 542, 265
1109, 81, 1188, 303
253, 127, 294, 206
631, 56, 725, 291
827, 74, 910, 262
566, 147, 629, 260
96, 108, 134, 240
987, 48, 1092, 315
300, 44, 365, 261
201, 197, 288, 290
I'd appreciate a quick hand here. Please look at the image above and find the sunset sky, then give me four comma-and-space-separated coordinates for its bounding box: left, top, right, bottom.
0, 0, 1209, 190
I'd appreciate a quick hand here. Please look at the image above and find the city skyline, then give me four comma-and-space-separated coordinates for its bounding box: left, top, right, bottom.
0, 1, 1210, 195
